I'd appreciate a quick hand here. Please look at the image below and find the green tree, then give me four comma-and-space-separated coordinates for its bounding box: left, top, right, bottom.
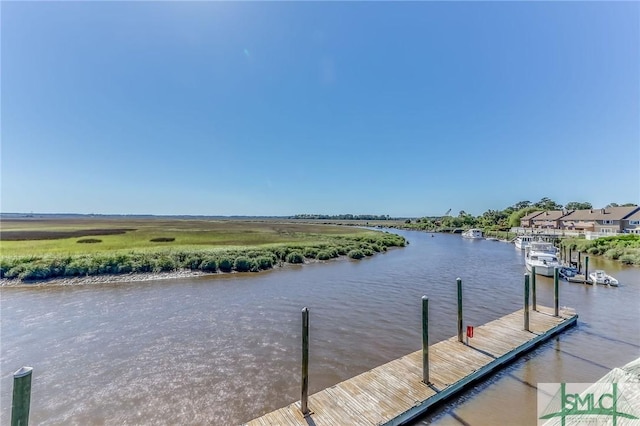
478, 209, 508, 228
534, 197, 563, 210
512, 200, 532, 210
606, 202, 638, 208
508, 206, 539, 228
565, 201, 592, 210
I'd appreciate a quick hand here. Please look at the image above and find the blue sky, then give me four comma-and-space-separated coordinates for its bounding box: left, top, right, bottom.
2, 2, 638, 216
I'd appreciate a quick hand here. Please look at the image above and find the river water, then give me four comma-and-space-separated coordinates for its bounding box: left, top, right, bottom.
1, 230, 638, 425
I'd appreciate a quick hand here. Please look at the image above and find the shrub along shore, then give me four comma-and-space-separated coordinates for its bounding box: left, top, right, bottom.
560, 234, 640, 266
0, 232, 406, 283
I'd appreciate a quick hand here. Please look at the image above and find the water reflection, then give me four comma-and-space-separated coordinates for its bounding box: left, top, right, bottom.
1, 230, 638, 425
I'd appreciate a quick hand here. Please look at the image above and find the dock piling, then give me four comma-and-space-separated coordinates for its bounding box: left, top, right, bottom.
578, 252, 582, 273
422, 296, 429, 384
569, 247, 573, 266
457, 278, 463, 343
301, 307, 309, 416
524, 274, 530, 331
249, 303, 579, 426
11, 366, 32, 426
531, 267, 537, 311
554, 267, 559, 316
585, 256, 590, 284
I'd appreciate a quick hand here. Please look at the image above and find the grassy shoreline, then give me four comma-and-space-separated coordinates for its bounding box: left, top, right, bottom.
0, 219, 406, 282
560, 234, 640, 266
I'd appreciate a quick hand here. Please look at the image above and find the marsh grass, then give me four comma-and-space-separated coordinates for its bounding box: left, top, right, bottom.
562, 234, 640, 266
1, 219, 367, 256
0, 218, 406, 281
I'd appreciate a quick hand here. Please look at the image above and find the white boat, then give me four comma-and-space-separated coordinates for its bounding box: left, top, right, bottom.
589, 270, 619, 286
514, 235, 535, 250
528, 240, 558, 255
462, 229, 483, 239
525, 246, 561, 277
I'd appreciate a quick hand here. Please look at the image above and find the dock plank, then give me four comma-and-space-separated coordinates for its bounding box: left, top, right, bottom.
245, 306, 577, 426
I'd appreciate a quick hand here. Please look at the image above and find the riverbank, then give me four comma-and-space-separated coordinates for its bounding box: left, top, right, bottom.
560, 234, 640, 266
0, 250, 401, 288
0, 269, 211, 287
1, 218, 406, 282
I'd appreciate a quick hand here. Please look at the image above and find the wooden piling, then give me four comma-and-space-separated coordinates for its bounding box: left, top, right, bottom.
585, 256, 590, 284
301, 308, 309, 416
524, 274, 530, 331
578, 251, 582, 273
11, 366, 32, 426
554, 267, 559, 317
457, 278, 463, 343
422, 296, 429, 384
531, 266, 537, 311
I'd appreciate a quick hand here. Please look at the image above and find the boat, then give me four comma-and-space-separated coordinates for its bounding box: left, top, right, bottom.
528, 240, 558, 255
525, 245, 561, 277
558, 266, 578, 280
461, 228, 483, 239
514, 235, 535, 250
486, 237, 499, 241
589, 270, 619, 286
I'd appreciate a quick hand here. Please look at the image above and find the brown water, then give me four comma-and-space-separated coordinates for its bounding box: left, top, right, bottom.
1, 230, 638, 425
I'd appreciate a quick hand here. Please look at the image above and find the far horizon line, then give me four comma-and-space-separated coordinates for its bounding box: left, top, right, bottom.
0, 212, 416, 219
2, 204, 637, 221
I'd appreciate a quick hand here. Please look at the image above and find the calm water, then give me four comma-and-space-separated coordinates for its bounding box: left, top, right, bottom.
1, 230, 638, 425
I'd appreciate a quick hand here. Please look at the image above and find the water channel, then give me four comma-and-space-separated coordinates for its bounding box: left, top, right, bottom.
1, 229, 638, 425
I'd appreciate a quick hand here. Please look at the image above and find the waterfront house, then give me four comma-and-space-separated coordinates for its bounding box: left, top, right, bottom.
559, 206, 640, 235
622, 209, 640, 234
520, 211, 544, 228
530, 210, 572, 229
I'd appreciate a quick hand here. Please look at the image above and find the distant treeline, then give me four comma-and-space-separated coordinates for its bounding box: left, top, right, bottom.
290, 214, 395, 220
400, 198, 638, 231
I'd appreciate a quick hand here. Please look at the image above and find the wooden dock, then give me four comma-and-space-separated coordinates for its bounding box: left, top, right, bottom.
564, 274, 589, 284
245, 305, 577, 426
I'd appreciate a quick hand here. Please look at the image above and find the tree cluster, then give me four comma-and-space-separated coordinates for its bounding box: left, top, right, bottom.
411, 199, 637, 230
290, 214, 392, 220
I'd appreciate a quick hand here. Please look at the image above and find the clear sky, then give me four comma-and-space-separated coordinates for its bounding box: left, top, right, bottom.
2, 1, 638, 217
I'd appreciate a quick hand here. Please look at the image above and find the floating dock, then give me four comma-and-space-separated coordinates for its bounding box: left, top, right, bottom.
246, 305, 577, 426
564, 274, 589, 284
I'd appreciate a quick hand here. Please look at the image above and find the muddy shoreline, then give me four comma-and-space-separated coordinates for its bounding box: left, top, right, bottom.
0, 258, 338, 288
0, 269, 215, 288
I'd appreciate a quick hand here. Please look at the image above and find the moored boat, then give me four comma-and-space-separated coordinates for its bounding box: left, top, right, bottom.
515, 235, 534, 250
528, 240, 558, 255
558, 266, 578, 280
462, 228, 483, 239
588, 270, 619, 286
525, 245, 561, 277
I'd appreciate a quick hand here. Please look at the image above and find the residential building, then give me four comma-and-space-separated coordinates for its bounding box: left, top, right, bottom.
559, 206, 640, 234
622, 209, 640, 234
520, 211, 544, 228
530, 210, 573, 229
